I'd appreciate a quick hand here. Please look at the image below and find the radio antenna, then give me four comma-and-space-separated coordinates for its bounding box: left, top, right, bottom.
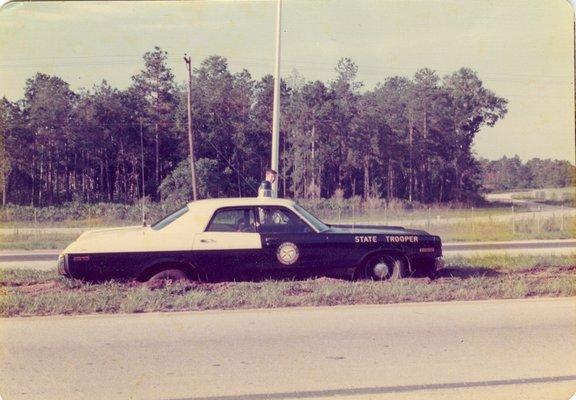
352, 202, 356, 232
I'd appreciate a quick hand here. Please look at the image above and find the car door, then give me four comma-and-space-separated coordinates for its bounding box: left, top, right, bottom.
254, 206, 334, 276
192, 207, 261, 280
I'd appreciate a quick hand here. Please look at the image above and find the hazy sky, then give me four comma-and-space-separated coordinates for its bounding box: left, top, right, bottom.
0, 0, 574, 163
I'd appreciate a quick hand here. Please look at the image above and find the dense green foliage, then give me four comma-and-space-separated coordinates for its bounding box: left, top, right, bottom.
481, 156, 575, 191
1, 48, 509, 206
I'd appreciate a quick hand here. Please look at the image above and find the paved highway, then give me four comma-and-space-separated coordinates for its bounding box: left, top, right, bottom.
443, 238, 576, 256
1, 298, 575, 400
0, 239, 574, 270
485, 191, 571, 211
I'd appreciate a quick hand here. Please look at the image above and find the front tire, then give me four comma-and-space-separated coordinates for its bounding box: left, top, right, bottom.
360, 254, 408, 280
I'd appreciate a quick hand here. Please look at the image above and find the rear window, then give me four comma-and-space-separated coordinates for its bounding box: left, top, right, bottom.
151, 206, 189, 230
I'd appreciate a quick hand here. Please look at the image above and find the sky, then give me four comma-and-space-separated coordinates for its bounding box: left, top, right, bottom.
0, 0, 574, 163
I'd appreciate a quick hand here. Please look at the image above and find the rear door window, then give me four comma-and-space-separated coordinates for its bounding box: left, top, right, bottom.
206, 208, 256, 232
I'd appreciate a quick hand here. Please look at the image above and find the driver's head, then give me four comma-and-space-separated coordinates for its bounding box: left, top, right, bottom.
265, 169, 278, 183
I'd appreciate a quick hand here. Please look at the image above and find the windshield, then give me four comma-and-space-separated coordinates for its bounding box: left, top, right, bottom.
293, 204, 329, 233
151, 206, 189, 230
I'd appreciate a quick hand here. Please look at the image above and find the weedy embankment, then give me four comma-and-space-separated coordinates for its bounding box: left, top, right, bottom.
0, 255, 574, 317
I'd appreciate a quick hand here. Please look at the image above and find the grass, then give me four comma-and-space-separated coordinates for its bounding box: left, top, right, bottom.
318, 206, 529, 224
0, 232, 80, 250
1, 255, 574, 317
420, 216, 576, 242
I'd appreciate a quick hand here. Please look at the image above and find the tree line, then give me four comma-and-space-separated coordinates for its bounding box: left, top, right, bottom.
0, 47, 510, 207
480, 156, 575, 191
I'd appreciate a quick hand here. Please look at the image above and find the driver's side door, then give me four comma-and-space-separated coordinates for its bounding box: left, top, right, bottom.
192, 207, 261, 280
255, 206, 333, 276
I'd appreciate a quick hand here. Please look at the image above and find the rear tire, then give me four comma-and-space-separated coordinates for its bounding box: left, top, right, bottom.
360, 254, 408, 280
148, 268, 188, 282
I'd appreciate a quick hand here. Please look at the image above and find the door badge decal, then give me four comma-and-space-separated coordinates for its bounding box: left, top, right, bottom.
277, 242, 299, 265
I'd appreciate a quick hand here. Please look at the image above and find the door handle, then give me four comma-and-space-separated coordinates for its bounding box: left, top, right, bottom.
265, 237, 280, 246
200, 239, 215, 243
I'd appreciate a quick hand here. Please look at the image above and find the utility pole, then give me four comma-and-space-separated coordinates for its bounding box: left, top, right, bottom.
271, 0, 282, 197
408, 109, 414, 203
184, 54, 198, 201
139, 117, 146, 225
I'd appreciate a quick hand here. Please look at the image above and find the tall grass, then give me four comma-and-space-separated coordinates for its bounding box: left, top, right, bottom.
1, 255, 574, 317
421, 216, 576, 242
0, 232, 80, 250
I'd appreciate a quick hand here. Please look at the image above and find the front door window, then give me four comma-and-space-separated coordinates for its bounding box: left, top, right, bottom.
257, 207, 311, 234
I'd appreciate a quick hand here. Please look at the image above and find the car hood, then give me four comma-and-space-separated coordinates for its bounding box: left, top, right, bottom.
76, 225, 146, 240
327, 224, 430, 236
64, 225, 149, 254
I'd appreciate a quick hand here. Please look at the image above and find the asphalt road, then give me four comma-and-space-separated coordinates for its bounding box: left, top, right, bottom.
485, 191, 571, 211
0, 239, 574, 270
442, 238, 576, 256
0, 249, 61, 270
1, 298, 575, 400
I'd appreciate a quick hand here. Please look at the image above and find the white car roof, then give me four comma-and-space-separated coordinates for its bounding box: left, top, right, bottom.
168, 197, 301, 234
186, 197, 296, 211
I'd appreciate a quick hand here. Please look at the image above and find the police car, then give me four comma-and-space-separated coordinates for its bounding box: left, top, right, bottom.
58, 197, 443, 282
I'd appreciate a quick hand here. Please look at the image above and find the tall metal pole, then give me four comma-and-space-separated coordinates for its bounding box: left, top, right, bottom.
184, 54, 198, 201
271, 0, 282, 197
140, 118, 146, 225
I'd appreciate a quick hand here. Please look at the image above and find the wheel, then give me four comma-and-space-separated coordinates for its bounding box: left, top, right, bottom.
361, 254, 408, 280
148, 268, 188, 282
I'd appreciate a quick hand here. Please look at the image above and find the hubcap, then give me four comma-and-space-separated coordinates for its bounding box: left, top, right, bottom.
373, 261, 390, 279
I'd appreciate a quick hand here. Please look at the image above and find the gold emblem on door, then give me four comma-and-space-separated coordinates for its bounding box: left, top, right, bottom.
277, 242, 299, 265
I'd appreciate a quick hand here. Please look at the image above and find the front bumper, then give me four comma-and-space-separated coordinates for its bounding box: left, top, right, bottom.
57, 254, 69, 276
435, 257, 445, 270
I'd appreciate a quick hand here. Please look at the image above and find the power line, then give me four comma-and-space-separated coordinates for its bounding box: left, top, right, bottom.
0, 54, 571, 81
202, 135, 257, 192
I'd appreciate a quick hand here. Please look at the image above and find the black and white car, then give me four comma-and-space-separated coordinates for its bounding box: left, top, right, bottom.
58, 198, 443, 282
